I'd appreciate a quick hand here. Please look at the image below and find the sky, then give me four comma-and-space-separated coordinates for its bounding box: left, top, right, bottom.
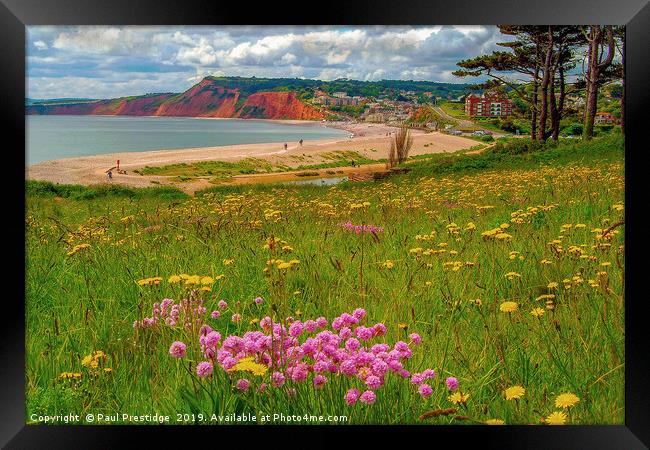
26, 26, 516, 99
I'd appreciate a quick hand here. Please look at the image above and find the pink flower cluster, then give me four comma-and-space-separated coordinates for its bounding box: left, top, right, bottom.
340, 222, 385, 235
152, 304, 437, 406
133, 295, 207, 330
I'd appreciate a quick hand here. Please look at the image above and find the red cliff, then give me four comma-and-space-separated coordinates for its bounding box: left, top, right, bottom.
27, 78, 324, 121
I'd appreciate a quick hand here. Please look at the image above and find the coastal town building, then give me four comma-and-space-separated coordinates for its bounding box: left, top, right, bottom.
465, 92, 513, 117
313, 92, 362, 107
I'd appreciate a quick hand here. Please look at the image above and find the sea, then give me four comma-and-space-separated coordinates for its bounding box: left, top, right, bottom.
26, 115, 349, 165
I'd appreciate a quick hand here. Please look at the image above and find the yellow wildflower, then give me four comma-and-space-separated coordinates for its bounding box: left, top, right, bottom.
500, 301, 518, 313
530, 308, 545, 318
555, 393, 580, 409
504, 385, 525, 400
546, 411, 567, 425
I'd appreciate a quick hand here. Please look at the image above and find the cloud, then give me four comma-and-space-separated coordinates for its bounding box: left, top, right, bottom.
27, 25, 512, 99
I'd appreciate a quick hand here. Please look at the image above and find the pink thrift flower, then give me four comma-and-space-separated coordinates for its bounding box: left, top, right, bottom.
289, 321, 304, 337
196, 361, 213, 378
360, 390, 377, 405
422, 369, 436, 379
211, 310, 220, 319
236, 378, 250, 392
411, 373, 424, 385
218, 300, 228, 310
260, 316, 272, 330
445, 377, 459, 392
231, 313, 242, 324
372, 323, 387, 337
353, 308, 366, 320
169, 341, 187, 358
419, 383, 433, 398
254, 296, 264, 305
271, 371, 285, 388
365, 375, 383, 390
313, 374, 328, 388
339, 327, 353, 340
340, 359, 357, 377
304, 320, 318, 333
356, 326, 374, 341
409, 333, 422, 345
345, 338, 361, 352
316, 317, 328, 328
345, 388, 360, 405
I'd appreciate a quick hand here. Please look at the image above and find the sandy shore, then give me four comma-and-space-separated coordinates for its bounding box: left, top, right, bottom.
26, 121, 478, 193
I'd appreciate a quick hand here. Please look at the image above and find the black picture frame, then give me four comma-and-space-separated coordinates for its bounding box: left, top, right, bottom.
3, 0, 649, 447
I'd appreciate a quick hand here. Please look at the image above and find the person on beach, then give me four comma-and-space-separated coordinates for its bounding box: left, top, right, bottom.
107, 170, 113, 180
299, 139, 303, 147
284, 143, 288, 150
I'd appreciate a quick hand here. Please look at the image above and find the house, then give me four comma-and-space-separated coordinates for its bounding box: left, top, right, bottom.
594, 112, 621, 125
465, 92, 513, 117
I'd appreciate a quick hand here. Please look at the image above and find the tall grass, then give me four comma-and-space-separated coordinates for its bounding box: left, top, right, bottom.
25, 136, 625, 425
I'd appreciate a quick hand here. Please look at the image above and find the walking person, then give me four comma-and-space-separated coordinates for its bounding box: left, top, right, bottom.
107, 169, 113, 180
284, 143, 288, 151
299, 139, 303, 147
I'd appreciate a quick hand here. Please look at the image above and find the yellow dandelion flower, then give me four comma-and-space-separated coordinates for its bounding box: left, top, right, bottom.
382, 260, 395, 269
223, 259, 234, 266
500, 301, 518, 313
530, 308, 545, 318
448, 392, 470, 404
484, 419, 505, 425
168, 275, 181, 284
228, 357, 268, 377
555, 393, 580, 409
546, 411, 567, 425
200, 276, 214, 285
504, 385, 526, 400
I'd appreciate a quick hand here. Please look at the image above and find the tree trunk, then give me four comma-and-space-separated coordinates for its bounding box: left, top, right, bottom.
530, 40, 541, 141
583, 29, 599, 140
583, 26, 615, 140
553, 64, 566, 141
538, 27, 554, 141
549, 71, 559, 141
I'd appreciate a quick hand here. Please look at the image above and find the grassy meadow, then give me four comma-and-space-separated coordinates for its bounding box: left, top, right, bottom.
25, 135, 625, 425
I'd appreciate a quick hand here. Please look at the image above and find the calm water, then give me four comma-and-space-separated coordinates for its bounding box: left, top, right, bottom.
26, 115, 348, 165
283, 176, 349, 186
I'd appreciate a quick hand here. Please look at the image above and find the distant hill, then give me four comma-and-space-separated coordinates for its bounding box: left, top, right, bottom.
26, 76, 473, 121
26, 98, 98, 106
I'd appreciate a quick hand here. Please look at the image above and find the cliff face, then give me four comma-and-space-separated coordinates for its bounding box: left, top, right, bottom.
27, 78, 324, 120
238, 92, 324, 120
